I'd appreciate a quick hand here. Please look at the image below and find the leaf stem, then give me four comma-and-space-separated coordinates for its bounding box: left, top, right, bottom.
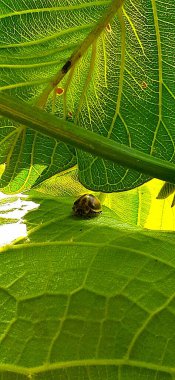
1, 93, 175, 184
37, 0, 125, 108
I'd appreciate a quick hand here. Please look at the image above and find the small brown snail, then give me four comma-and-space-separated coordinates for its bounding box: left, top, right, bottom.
73, 194, 102, 217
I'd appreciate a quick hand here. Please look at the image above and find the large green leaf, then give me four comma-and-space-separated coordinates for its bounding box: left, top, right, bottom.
0, 0, 175, 192
0, 192, 175, 379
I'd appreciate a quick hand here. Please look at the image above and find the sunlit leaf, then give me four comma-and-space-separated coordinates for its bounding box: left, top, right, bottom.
35, 167, 151, 226
0, 192, 175, 379
156, 181, 175, 208
145, 179, 175, 230
36, 172, 175, 230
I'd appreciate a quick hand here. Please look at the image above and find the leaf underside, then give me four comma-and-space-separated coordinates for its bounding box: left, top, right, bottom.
1, 192, 175, 379
0, 0, 175, 193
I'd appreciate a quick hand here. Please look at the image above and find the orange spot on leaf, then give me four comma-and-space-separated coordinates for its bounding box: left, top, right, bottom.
106, 24, 112, 33
55, 87, 64, 95
141, 81, 148, 89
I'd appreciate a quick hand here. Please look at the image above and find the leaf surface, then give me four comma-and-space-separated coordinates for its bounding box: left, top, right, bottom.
0, 192, 175, 379
0, 0, 175, 192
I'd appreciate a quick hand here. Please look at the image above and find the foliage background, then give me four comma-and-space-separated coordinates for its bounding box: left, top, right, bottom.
1, 0, 175, 379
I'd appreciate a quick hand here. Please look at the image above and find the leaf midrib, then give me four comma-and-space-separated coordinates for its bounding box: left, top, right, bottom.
0, 358, 174, 376
2, 240, 175, 271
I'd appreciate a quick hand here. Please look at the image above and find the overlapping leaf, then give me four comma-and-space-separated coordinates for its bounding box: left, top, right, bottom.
0, 0, 175, 193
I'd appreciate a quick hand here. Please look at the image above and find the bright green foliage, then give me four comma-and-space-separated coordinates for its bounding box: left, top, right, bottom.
36, 168, 152, 227
1, 1, 175, 378
1, 0, 175, 192
0, 192, 175, 379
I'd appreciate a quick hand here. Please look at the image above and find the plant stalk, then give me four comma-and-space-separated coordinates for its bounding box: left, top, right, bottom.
0, 93, 175, 184
37, 0, 124, 107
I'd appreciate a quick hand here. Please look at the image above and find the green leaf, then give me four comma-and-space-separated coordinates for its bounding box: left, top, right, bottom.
1, 192, 175, 379
1, 0, 175, 193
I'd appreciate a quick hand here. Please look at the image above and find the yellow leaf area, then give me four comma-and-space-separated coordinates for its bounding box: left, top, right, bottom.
144, 179, 175, 231
101, 179, 175, 231
0, 164, 5, 178
37, 169, 175, 231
